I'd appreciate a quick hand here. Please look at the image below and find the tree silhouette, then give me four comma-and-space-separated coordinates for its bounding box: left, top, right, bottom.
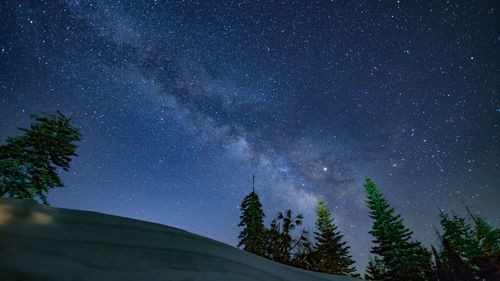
237, 176, 266, 256
313, 199, 357, 276
263, 209, 306, 264
277, 209, 303, 262
363, 178, 427, 281
0, 111, 81, 204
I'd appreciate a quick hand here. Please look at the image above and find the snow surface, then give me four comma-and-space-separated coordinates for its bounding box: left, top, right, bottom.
0, 199, 360, 281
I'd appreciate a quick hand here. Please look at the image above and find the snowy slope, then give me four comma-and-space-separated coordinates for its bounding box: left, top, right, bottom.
0, 199, 360, 281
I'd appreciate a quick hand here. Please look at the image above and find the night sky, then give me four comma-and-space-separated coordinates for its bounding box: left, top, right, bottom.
1, 0, 499, 273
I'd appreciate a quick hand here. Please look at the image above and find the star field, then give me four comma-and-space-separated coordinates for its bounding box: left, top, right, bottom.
1, 0, 499, 272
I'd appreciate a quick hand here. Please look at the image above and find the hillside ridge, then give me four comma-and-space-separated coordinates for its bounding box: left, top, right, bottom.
0, 198, 360, 281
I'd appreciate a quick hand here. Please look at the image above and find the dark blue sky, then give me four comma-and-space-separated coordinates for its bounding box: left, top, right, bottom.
1, 0, 499, 272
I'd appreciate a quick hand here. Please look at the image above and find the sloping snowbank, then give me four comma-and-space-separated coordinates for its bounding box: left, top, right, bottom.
0, 199, 360, 281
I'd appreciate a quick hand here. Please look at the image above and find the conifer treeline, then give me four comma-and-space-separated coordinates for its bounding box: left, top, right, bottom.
237, 177, 500, 280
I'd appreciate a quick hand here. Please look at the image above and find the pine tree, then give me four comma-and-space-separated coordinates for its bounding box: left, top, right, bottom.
237, 176, 266, 256
313, 199, 358, 277
0, 111, 81, 205
363, 178, 427, 281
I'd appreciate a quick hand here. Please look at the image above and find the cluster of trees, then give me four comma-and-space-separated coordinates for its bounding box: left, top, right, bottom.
364, 179, 500, 281
0, 112, 81, 205
428, 209, 500, 281
238, 178, 500, 280
238, 176, 359, 278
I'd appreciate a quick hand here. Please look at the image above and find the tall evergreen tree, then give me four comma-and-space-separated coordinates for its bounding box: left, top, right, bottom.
313, 199, 358, 277
0, 111, 81, 205
237, 176, 266, 256
363, 178, 427, 281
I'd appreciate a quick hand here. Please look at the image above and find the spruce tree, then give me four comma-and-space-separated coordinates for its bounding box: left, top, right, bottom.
0, 111, 81, 205
313, 199, 358, 277
237, 176, 266, 256
363, 178, 427, 281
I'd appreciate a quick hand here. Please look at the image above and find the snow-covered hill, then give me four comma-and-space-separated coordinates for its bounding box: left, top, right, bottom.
0, 199, 360, 281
